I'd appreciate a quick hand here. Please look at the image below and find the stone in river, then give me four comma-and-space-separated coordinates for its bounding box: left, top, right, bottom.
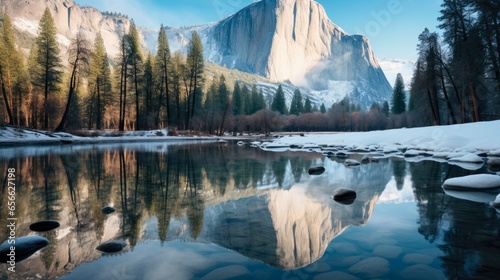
344, 159, 361, 167
314, 271, 360, 280
442, 174, 500, 191
373, 244, 403, 259
332, 188, 357, 205
348, 257, 390, 278
361, 154, 370, 163
200, 265, 251, 280
29, 220, 60, 232
96, 240, 127, 253
101, 206, 116, 214
0, 236, 49, 263
336, 152, 349, 159
308, 166, 325, 175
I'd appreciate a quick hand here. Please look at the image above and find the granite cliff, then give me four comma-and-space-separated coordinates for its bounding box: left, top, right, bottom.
1, 0, 392, 108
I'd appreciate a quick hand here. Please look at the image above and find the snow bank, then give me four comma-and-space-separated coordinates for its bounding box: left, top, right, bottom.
267, 121, 500, 154
490, 193, 500, 208
449, 153, 484, 163
442, 174, 500, 191
0, 125, 217, 147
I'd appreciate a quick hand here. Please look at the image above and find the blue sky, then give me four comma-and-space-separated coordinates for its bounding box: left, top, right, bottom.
74, 0, 443, 60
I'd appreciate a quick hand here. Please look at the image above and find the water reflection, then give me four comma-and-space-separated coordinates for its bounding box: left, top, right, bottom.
0, 143, 499, 279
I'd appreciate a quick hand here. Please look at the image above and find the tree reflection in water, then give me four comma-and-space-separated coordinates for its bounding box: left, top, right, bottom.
0, 144, 499, 279
410, 160, 500, 279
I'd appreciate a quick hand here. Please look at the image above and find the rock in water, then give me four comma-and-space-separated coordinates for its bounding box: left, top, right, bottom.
0, 236, 49, 263
333, 188, 357, 205
361, 155, 370, 163
344, 159, 361, 167
29, 220, 60, 232
101, 206, 116, 214
442, 174, 500, 191
308, 166, 325, 175
96, 240, 127, 253
490, 194, 500, 208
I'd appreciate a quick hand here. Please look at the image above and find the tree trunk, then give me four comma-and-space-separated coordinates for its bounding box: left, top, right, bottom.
96, 77, 102, 130
0, 66, 14, 124
55, 61, 78, 132
439, 66, 457, 124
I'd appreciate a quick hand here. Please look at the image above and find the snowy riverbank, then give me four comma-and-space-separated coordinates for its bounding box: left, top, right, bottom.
262, 120, 500, 155
0, 125, 221, 146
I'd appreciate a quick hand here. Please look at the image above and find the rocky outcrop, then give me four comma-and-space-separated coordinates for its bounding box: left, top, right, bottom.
2, 0, 392, 108
2, 0, 132, 59
208, 0, 392, 107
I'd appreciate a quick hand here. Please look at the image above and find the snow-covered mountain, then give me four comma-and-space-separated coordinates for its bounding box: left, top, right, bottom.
4, 0, 394, 109
378, 58, 416, 88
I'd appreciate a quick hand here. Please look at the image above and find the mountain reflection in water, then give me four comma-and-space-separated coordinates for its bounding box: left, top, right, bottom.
0, 142, 499, 279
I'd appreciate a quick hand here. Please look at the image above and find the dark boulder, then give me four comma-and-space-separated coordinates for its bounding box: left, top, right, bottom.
332, 188, 357, 205
336, 152, 349, 159
0, 236, 49, 263
96, 240, 127, 254
29, 220, 60, 232
101, 206, 116, 214
344, 159, 361, 167
308, 166, 325, 175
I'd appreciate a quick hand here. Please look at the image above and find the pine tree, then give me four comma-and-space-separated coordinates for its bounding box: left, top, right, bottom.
382, 101, 390, 115
216, 75, 230, 135
271, 85, 287, 115
232, 82, 243, 115
128, 22, 144, 130
391, 73, 406, 114
289, 89, 303, 115
0, 15, 24, 125
118, 34, 130, 131
143, 53, 154, 128
304, 97, 312, 113
249, 84, 259, 114
154, 25, 172, 126
241, 85, 251, 115
88, 32, 112, 130
32, 8, 63, 130
320, 103, 326, 114
55, 31, 91, 131
186, 31, 204, 126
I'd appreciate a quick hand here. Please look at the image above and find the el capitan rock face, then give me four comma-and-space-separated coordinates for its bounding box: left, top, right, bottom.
207, 0, 392, 107
2, 0, 392, 108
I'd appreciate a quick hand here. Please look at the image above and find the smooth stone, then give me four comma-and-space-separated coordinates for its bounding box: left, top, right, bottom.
200, 265, 251, 280
402, 253, 434, 265
373, 245, 403, 259
361, 154, 370, 163
314, 271, 360, 280
333, 188, 357, 205
101, 206, 116, 214
330, 255, 364, 268
401, 264, 445, 280
348, 257, 390, 278
308, 166, 325, 175
208, 252, 248, 264
442, 174, 500, 191
336, 152, 349, 159
96, 240, 126, 253
311, 262, 332, 273
344, 159, 361, 167
0, 236, 49, 263
331, 242, 359, 256
29, 220, 60, 232
488, 158, 500, 167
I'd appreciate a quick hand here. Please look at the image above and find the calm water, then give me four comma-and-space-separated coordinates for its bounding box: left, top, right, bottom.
0, 142, 499, 280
